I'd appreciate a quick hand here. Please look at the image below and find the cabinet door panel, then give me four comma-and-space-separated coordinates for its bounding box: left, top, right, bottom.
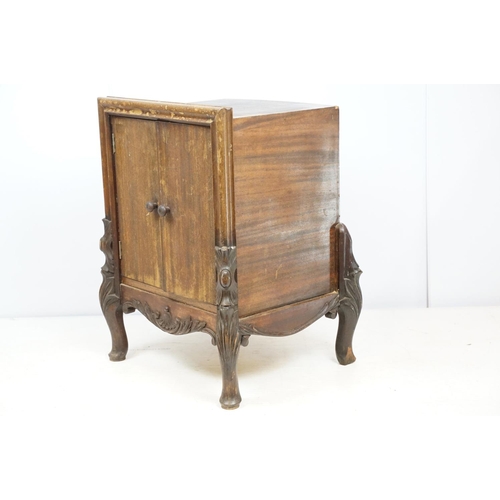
158, 122, 215, 304
112, 117, 163, 289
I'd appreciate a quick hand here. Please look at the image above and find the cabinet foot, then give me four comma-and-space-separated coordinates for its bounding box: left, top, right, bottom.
336, 332, 357, 366
109, 351, 127, 362
103, 300, 128, 361
102, 295, 128, 363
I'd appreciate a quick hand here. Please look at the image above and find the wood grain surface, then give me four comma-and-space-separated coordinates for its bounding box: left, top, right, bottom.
158, 121, 215, 304
239, 291, 339, 336
232, 107, 339, 316
112, 116, 163, 288
112, 117, 215, 305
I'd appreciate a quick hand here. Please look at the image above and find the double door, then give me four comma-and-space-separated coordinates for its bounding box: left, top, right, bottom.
111, 116, 215, 306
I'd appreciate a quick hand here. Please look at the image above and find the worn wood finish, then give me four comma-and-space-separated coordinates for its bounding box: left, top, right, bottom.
158, 122, 215, 304
121, 277, 218, 313
112, 117, 216, 305
98, 97, 362, 409
194, 99, 331, 118
232, 107, 339, 317
112, 117, 163, 289
211, 107, 236, 247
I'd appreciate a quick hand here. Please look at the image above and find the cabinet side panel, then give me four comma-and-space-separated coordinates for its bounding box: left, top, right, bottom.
159, 122, 216, 304
112, 117, 163, 289
234, 108, 339, 316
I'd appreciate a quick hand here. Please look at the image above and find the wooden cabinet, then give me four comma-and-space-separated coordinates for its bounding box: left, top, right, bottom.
98, 97, 362, 409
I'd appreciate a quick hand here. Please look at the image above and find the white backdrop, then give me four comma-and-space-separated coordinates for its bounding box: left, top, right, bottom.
1, 83, 499, 317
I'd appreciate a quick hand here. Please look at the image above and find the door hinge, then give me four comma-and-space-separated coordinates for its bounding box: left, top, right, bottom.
112, 133, 116, 154
118, 241, 122, 259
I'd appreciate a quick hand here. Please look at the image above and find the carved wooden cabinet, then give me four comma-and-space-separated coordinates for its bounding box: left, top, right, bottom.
98, 97, 362, 409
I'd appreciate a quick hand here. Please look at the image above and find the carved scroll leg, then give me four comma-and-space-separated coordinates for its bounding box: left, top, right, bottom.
334, 223, 362, 366
99, 217, 128, 362
215, 307, 242, 409
214, 245, 242, 409
103, 301, 128, 362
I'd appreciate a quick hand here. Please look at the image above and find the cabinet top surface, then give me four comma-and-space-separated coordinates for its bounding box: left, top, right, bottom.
99, 97, 337, 120
192, 99, 337, 118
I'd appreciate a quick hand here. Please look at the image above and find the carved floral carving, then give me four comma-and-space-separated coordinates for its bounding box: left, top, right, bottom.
327, 222, 362, 365
215, 246, 238, 307
336, 223, 362, 318
99, 218, 120, 312
122, 298, 215, 341
214, 245, 242, 408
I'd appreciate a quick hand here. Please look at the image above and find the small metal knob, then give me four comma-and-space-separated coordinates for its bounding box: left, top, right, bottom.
157, 205, 171, 217
146, 201, 158, 212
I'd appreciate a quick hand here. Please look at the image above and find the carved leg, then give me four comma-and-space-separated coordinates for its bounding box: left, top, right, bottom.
336, 302, 358, 365
103, 301, 128, 361
216, 307, 242, 409
332, 223, 362, 365
99, 217, 128, 362
215, 246, 242, 409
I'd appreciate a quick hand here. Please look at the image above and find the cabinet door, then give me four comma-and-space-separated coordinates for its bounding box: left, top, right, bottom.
112, 116, 216, 305
158, 122, 215, 305
112, 116, 163, 289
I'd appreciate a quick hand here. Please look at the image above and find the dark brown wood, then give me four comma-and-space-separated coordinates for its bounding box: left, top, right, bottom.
326, 223, 363, 365
212, 107, 236, 247
99, 217, 128, 361
214, 246, 241, 409
122, 298, 215, 340
239, 292, 339, 339
97, 97, 362, 409
121, 285, 217, 333
231, 106, 339, 317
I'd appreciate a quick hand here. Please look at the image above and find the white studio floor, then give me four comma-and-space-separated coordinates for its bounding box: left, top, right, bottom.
1, 307, 499, 499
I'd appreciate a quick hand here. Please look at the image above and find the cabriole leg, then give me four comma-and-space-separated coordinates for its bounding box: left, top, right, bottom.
336, 300, 358, 365
216, 307, 242, 409
332, 223, 362, 365
103, 302, 128, 362
99, 217, 128, 362
215, 245, 241, 409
